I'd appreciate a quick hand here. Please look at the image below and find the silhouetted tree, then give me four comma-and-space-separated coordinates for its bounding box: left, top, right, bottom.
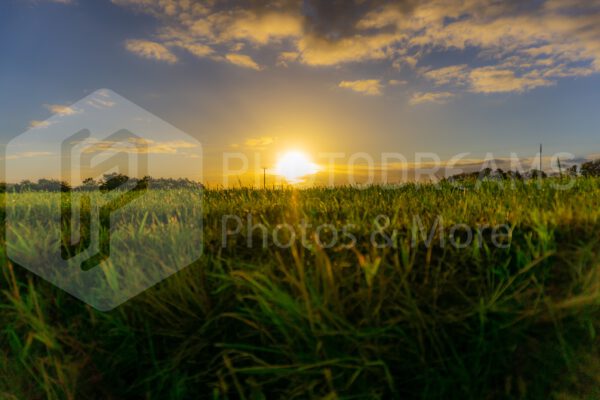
136, 176, 151, 190
1, 175, 203, 192
99, 173, 129, 191
581, 159, 600, 177
16, 180, 34, 192
34, 178, 71, 192
529, 169, 547, 179
59, 181, 72, 192
479, 168, 493, 179
80, 177, 98, 191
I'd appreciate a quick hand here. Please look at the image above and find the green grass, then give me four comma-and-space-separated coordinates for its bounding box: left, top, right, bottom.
1, 178, 599, 399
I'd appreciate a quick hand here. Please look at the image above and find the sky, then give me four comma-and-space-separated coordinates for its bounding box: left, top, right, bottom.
1, 0, 600, 185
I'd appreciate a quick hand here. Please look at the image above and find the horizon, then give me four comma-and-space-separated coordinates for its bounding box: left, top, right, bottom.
2, 149, 596, 186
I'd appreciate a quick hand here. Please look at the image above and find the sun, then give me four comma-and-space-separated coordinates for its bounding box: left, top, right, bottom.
274, 150, 320, 183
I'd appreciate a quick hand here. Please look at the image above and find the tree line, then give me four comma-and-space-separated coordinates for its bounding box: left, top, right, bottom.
447, 159, 600, 182
0, 173, 204, 193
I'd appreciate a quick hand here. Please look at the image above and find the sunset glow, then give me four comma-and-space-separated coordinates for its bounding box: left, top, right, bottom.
274, 151, 320, 183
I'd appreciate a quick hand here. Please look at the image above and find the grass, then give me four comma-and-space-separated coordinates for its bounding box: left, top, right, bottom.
0, 178, 599, 399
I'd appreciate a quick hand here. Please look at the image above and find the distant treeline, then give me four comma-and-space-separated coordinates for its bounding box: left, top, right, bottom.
0, 173, 204, 193
446, 159, 600, 182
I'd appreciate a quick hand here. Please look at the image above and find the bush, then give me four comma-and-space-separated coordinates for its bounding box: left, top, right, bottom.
581, 159, 600, 177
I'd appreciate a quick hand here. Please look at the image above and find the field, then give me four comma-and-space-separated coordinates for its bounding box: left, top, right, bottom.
1, 178, 599, 399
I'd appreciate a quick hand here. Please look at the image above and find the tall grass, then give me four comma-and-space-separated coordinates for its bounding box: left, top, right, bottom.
1, 179, 599, 399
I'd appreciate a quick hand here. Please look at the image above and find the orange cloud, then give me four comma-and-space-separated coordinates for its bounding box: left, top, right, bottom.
125, 39, 178, 63
468, 67, 555, 93
297, 33, 400, 66
44, 104, 79, 116
244, 136, 275, 147
80, 138, 198, 154
339, 79, 383, 96
113, 0, 600, 95
422, 64, 469, 86
28, 120, 53, 129
224, 53, 261, 70
410, 91, 455, 105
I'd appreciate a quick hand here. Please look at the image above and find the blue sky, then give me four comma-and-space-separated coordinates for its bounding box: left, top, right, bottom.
2, 0, 600, 184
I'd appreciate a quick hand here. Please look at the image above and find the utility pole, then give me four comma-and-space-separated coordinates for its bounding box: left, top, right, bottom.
539, 143, 543, 172
261, 167, 267, 189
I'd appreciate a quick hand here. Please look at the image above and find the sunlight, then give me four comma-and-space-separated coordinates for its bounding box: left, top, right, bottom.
274, 150, 320, 183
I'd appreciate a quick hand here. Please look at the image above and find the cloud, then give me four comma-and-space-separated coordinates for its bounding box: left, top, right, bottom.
388, 79, 407, 86
3, 151, 53, 160
245, 136, 274, 147
112, 0, 600, 94
297, 32, 401, 66
168, 40, 213, 57
86, 89, 116, 109
86, 98, 115, 109
224, 53, 261, 70
211, 10, 303, 45
339, 79, 383, 96
44, 103, 79, 116
28, 120, 53, 129
410, 91, 455, 105
422, 64, 555, 94
277, 51, 300, 67
422, 64, 469, 86
79, 138, 198, 154
125, 39, 178, 63
468, 67, 555, 93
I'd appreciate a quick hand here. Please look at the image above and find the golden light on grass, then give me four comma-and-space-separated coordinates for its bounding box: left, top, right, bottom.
274, 150, 320, 183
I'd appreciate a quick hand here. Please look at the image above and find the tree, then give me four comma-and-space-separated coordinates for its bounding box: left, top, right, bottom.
18, 180, 34, 192
99, 173, 129, 191
529, 169, 547, 179
80, 177, 98, 191
136, 176, 151, 190
60, 181, 72, 192
580, 159, 600, 177
35, 178, 70, 192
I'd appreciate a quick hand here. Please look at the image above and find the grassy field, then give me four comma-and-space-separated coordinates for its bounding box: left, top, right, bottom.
1, 178, 599, 399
